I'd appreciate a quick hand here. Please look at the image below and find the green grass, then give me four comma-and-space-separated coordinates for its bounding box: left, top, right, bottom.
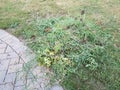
0, 0, 120, 90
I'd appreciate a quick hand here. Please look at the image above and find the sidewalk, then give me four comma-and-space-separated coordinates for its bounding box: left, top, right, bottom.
0, 30, 49, 90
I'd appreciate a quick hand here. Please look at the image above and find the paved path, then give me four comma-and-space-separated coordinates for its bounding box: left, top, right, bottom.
0, 30, 51, 90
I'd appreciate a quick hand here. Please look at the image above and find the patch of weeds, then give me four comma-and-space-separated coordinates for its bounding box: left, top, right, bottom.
26, 16, 120, 90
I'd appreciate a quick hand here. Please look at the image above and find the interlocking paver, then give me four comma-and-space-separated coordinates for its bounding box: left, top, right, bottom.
15, 80, 25, 87
0, 33, 9, 40
14, 86, 25, 90
8, 64, 23, 73
0, 71, 6, 84
5, 73, 16, 83
0, 53, 8, 60
5, 46, 14, 53
0, 43, 7, 48
9, 58, 19, 65
0, 83, 14, 90
0, 48, 5, 54
0, 59, 9, 71
0, 29, 63, 90
7, 52, 19, 59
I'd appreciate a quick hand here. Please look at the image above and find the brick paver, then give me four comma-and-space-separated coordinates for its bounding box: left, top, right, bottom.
0, 30, 63, 90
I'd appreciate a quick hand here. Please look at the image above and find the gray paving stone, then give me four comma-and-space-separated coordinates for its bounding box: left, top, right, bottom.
7, 52, 19, 59
15, 80, 25, 86
0, 43, 7, 49
0, 48, 5, 53
0, 83, 14, 90
5, 46, 14, 53
4, 36, 19, 44
0, 33, 9, 40
8, 64, 23, 73
50, 85, 64, 90
0, 71, 6, 84
5, 73, 16, 83
0, 53, 8, 60
2, 35, 13, 42
9, 58, 19, 65
0, 59, 9, 71
14, 86, 25, 90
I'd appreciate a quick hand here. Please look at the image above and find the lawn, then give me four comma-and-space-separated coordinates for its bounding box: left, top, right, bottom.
0, 0, 120, 90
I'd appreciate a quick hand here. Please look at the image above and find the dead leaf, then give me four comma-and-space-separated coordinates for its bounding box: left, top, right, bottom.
44, 28, 51, 33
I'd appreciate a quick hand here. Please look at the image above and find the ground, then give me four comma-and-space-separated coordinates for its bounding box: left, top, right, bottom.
0, 0, 120, 90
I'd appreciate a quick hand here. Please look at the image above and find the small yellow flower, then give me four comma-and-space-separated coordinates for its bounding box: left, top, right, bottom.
38, 63, 42, 66
44, 48, 50, 53
44, 57, 51, 67
49, 51, 55, 55
63, 58, 68, 61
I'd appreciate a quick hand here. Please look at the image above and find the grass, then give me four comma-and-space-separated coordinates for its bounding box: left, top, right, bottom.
0, 0, 119, 34
0, 0, 120, 90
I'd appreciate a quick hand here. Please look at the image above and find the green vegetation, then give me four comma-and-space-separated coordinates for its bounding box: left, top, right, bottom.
22, 16, 120, 90
0, 0, 120, 90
